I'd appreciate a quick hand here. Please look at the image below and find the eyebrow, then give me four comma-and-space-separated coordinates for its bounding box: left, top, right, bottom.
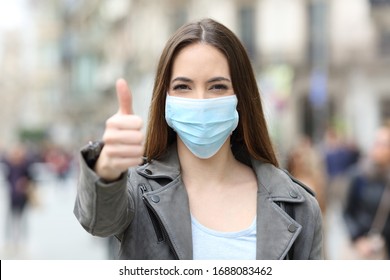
171, 77, 192, 83
171, 76, 231, 83
207, 77, 231, 83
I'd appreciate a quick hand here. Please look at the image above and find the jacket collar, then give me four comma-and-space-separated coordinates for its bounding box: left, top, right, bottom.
137, 145, 181, 181
251, 158, 305, 203
137, 145, 305, 260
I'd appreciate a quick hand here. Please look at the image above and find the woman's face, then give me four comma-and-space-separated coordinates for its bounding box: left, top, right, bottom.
168, 43, 234, 99
370, 127, 390, 166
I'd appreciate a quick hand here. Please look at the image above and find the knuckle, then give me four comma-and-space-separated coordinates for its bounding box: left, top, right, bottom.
104, 146, 115, 157
131, 116, 143, 129
106, 114, 123, 128
102, 132, 113, 143
105, 117, 115, 127
133, 132, 144, 143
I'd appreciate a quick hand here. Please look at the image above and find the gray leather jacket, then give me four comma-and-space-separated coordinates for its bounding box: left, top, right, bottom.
74, 143, 323, 260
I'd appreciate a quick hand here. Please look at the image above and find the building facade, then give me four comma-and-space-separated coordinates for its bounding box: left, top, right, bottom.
1, 0, 389, 159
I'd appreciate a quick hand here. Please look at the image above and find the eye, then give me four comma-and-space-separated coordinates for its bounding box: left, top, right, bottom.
210, 84, 229, 91
172, 84, 191, 91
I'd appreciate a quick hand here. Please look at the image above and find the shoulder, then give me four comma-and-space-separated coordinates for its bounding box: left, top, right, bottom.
279, 169, 321, 217
251, 159, 316, 199
281, 169, 316, 197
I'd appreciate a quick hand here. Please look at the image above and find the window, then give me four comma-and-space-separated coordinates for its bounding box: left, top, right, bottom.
239, 5, 256, 60
71, 54, 98, 97
380, 96, 390, 121
307, 1, 327, 64
370, 0, 390, 6
171, 7, 187, 33
379, 29, 390, 56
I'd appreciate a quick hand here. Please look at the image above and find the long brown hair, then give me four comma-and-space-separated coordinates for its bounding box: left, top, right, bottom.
144, 18, 279, 167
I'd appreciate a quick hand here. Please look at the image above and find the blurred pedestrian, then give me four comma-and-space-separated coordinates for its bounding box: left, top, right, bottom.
74, 18, 323, 260
286, 137, 329, 259
286, 136, 327, 214
322, 127, 361, 213
1, 143, 35, 254
342, 121, 390, 259
323, 127, 360, 180
43, 144, 73, 181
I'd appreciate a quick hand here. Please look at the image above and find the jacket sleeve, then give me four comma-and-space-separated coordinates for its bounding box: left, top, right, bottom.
73, 146, 135, 237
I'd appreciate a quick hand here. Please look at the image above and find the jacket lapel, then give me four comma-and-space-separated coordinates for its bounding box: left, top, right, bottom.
252, 160, 304, 259
137, 146, 193, 260
256, 193, 302, 259
143, 178, 193, 259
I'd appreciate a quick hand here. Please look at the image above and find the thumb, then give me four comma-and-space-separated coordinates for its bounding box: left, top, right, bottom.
116, 78, 133, 115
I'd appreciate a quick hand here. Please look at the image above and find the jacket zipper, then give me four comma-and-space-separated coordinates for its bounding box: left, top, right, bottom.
139, 184, 179, 259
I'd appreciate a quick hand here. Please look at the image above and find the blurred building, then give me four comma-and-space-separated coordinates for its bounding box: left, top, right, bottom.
0, 0, 389, 158
0, 0, 64, 150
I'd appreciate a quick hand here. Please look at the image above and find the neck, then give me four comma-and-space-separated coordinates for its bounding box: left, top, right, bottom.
177, 138, 237, 188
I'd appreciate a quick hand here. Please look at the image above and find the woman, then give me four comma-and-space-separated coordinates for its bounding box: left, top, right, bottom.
74, 18, 323, 260
286, 137, 327, 214
343, 122, 390, 259
2, 144, 35, 252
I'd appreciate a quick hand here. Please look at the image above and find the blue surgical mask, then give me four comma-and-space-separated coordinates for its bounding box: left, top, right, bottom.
165, 94, 239, 159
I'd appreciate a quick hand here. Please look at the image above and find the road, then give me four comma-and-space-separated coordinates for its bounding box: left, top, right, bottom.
0, 165, 108, 260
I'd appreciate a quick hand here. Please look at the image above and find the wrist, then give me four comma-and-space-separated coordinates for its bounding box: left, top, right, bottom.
94, 155, 122, 182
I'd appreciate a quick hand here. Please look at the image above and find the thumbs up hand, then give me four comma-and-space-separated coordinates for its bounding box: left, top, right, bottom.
95, 78, 145, 181
116, 78, 134, 115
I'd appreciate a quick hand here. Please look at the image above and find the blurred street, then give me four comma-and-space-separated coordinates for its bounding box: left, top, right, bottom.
0, 165, 107, 260
0, 0, 389, 260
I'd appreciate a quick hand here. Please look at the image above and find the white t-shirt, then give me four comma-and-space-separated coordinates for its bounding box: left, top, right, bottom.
191, 215, 256, 260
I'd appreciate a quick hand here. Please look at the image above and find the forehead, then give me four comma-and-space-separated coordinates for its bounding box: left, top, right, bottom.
171, 43, 230, 77
376, 128, 390, 141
